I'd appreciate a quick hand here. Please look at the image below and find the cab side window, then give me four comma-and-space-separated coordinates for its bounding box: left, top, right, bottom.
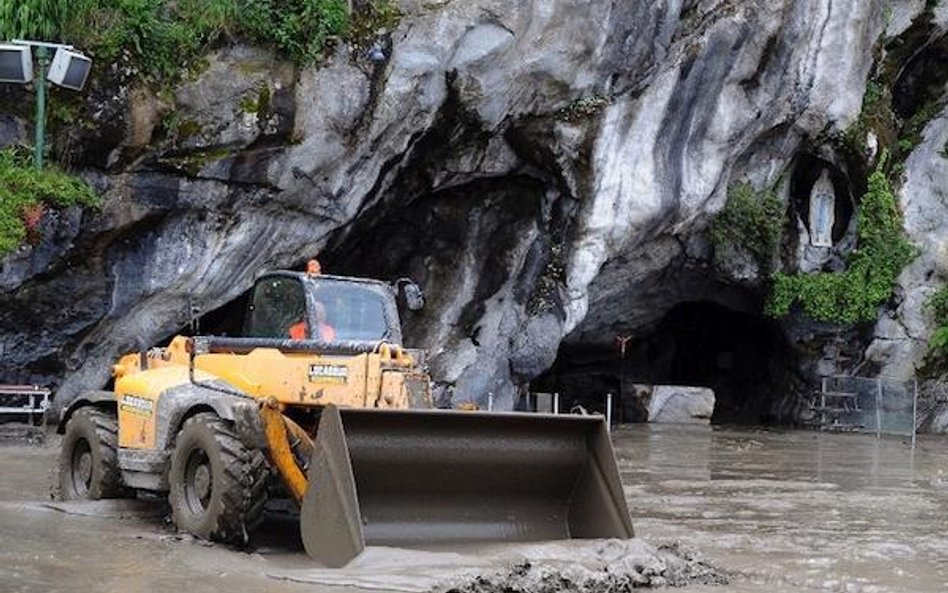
243, 277, 308, 339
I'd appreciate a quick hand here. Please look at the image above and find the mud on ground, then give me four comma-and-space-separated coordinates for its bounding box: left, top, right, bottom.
1, 429, 726, 593
435, 542, 726, 593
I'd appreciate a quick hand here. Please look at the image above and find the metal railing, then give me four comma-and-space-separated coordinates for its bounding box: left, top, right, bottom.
526, 391, 614, 432
817, 376, 917, 447
0, 384, 51, 425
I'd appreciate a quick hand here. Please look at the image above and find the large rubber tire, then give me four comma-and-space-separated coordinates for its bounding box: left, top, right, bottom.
168, 413, 268, 545
58, 407, 124, 500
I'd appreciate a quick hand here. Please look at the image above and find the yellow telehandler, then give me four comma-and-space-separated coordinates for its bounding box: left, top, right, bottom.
57, 261, 633, 567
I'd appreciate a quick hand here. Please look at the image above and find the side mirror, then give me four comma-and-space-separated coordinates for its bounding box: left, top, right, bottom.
395, 278, 425, 311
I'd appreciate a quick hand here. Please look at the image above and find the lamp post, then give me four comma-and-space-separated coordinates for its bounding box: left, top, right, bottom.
33, 45, 49, 170
1, 39, 93, 170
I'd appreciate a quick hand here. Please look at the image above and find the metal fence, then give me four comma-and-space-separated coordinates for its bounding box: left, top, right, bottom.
525, 391, 614, 431
818, 376, 917, 446
0, 384, 50, 425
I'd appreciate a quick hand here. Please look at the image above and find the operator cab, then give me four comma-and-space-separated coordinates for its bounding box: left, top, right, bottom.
243, 272, 404, 346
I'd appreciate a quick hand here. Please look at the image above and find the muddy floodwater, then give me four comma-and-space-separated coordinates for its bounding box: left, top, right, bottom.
1, 425, 947, 592
618, 425, 948, 592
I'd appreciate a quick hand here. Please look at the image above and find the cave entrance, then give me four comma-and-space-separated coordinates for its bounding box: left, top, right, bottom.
532, 301, 799, 425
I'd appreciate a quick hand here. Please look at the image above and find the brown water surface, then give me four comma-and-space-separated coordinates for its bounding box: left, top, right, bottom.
615, 424, 948, 592
1, 426, 946, 592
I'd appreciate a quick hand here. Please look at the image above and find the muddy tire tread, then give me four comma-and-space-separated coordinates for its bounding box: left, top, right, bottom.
59, 407, 125, 499
169, 413, 268, 544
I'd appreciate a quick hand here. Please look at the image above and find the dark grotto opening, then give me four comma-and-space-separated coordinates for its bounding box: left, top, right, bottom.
532, 301, 801, 426
891, 28, 948, 120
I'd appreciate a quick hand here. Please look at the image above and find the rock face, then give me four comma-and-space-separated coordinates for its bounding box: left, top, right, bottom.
645, 386, 716, 424
0, 0, 943, 420
867, 108, 948, 379
865, 3, 948, 384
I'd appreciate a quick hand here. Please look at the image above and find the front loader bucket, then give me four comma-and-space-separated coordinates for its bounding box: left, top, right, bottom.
300, 405, 633, 568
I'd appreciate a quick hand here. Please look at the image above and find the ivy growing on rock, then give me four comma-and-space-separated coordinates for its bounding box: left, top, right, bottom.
767, 155, 916, 324
842, 76, 898, 159
925, 287, 948, 356
555, 95, 610, 123
0, 0, 359, 82
710, 183, 785, 275
0, 149, 98, 256
528, 243, 567, 315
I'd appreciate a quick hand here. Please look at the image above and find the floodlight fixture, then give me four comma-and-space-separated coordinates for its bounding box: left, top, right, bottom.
47, 48, 92, 90
3, 39, 93, 169
0, 44, 33, 83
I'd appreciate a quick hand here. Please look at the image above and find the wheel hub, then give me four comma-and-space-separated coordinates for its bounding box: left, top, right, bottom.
71, 439, 92, 496
184, 449, 213, 513
192, 464, 211, 501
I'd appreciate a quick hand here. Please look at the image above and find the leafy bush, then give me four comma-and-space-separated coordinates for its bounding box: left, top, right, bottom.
1, 0, 355, 81
767, 157, 916, 324
555, 95, 609, 122
0, 0, 71, 40
843, 75, 898, 159
896, 100, 945, 158
925, 288, 948, 357
0, 149, 98, 255
710, 183, 786, 273
240, 0, 349, 65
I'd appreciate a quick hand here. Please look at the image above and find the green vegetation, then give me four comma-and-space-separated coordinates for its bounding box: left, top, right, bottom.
922, 285, 948, 374
528, 243, 566, 315
710, 183, 786, 274
0, 0, 70, 40
555, 95, 609, 123
239, 83, 271, 117
843, 76, 898, 158
346, 0, 402, 52
847, 1, 946, 162
926, 287, 948, 359
0, 0, 355, 82
767, 156, 916, 324
0, 148, 98, 255
896, 100, 944, 157
158, 146, 229, 177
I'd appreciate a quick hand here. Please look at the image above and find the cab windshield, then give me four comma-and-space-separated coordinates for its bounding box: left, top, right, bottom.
244, 276, 393, 342
311, 281, 390, 342
245, 277, 306, 339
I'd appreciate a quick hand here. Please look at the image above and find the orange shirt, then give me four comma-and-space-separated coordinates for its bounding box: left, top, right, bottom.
288, 321, 307, 340
318, 323, 335, 342
289, 321, 335, 341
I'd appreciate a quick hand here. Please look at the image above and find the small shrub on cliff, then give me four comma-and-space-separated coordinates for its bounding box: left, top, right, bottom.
896, 100, 946, 159
555, 95, 609, 123
0, 149, 98, 256
528, 243, 567, 315
710, 183, 785, 274
0, 0, 70, 40
767, 156, 916, 324
842, 75, 898, 160
237, 0, 350, 65
924, 288, 948, 364
2, 0, 353, 82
